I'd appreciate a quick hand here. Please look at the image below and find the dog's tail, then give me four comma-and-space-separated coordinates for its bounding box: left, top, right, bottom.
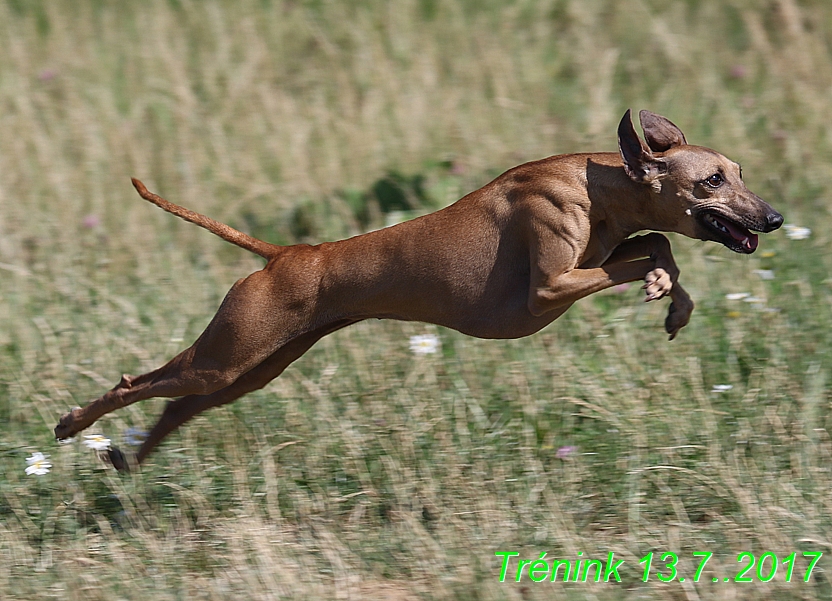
131, 179, 280, 260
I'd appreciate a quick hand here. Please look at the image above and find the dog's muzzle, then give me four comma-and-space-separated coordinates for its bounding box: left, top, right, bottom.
699, 205, 782, 254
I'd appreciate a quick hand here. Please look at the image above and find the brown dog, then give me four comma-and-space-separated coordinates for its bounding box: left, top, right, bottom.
55, 110, 782, 469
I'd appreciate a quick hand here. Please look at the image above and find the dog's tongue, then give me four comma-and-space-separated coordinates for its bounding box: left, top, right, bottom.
718, 216, 758, 251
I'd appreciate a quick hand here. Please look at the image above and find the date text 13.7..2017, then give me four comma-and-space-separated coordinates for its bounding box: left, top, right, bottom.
495, 551, 823, 584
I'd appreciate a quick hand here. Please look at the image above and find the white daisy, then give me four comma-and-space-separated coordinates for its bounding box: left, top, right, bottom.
83, 434, 112, 451
725, 292, 749, 301
712, 384, 734, 393
25, 452, 52, 476
784, 224, 811, 240
409, 334, 440, 355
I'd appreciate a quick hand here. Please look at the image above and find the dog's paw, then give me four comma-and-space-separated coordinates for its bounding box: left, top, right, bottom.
643, 268, 672, 301
665, 298, 694, 340
54, 409, 80, 440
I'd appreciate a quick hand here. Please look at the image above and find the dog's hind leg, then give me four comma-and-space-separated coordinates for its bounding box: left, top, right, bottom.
55, 261, 327, 441
112, 319, 358, 470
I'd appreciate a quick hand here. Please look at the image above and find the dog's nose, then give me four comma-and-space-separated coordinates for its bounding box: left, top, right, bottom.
765, 212, 784, 232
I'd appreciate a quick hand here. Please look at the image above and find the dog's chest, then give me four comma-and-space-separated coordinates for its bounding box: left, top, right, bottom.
578, 220, 621, 268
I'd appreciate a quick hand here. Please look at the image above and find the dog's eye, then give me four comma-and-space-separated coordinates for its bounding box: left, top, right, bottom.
705, 173, 724, 188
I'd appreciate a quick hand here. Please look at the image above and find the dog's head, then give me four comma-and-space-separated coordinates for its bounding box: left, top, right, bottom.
618, 109, 783, 253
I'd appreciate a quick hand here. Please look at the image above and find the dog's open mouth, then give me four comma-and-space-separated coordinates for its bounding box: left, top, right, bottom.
701, 211, 759, 253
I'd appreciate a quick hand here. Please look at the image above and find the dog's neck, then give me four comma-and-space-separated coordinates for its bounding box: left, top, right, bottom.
587, 163, 685, 240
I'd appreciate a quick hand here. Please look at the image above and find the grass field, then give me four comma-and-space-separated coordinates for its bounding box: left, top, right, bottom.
2, 0, 832, 599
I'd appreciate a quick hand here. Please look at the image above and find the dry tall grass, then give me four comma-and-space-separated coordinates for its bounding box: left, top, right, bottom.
2, 0, 832, 599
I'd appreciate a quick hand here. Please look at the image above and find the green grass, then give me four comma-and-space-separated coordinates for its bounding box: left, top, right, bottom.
2, 0, 832, 599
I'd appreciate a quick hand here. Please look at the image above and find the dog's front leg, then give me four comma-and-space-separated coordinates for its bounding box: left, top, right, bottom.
529, 233, 693, 338
603, 234, 693, 339
603, 234, 677, 298
663, 282, 693, 339
529, 258, 658, 315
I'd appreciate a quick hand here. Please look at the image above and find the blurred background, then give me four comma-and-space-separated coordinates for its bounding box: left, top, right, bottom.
1, 0, 832, 599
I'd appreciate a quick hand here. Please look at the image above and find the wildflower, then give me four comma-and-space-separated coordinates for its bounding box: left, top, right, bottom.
556, 446, 577, 459
761, 251, 776, 258
25, 452, 52, 476
611, 283, 631, 293
57, 437, 76, 445
743, 296, 766, 304
752, 269, 775, 280
784, 224, 811, 240
712, 384, 733, 393
83, 434, 111, 451
725, 292, 749, 301
730, 64, 748, 79
123, 427, 148, 447
409, 334, 440, 355
82, 214, 101, 229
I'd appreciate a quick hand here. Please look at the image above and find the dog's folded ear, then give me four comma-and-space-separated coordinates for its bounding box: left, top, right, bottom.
639, 110, 687, 152
618, 109, 667, 184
